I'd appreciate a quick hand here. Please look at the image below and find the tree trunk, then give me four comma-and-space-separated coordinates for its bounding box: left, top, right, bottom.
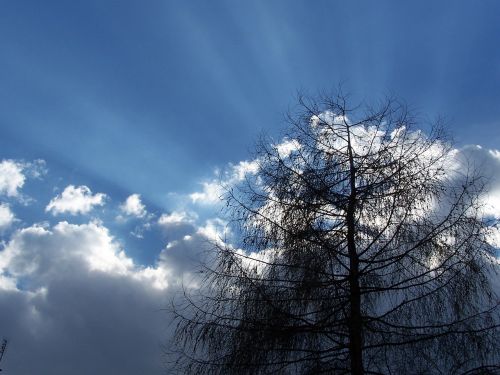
347, 209, 363, 375
346, 126, 364, 375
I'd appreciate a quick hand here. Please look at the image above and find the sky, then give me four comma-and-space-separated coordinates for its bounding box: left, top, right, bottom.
0, 1, 499, 374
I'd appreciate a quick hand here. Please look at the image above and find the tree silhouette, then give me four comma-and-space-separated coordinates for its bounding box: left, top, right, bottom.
0, 339, 7, 372
171, 94, 499, 374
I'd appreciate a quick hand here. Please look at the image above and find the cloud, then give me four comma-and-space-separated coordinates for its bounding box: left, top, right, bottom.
188, 140, 304, 205
0, 203, 15, 230
189, 181, 223, 205
129, 222, 152, 239
157, 221, 219, 285
0, 222, 131, 285
0, 160, 27, 197
486, 226, 500, 249
0, 159, 47, 199
156, 211, 199, 244
457, 145, 500, 218
158, 211, 197, 226
275, 138, 301, 158
0, 219, 215, 374
119, 194, 147, 218
0, 141, 498, 375
46, 185, 106, 215
189, 160, 259, 205
196, 217, 230, 244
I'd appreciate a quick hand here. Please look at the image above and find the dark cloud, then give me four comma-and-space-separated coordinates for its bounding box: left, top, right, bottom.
0, 220, 213, 375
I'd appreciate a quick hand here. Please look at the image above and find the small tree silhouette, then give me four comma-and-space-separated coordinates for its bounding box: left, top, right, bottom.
0, 339, 7, 372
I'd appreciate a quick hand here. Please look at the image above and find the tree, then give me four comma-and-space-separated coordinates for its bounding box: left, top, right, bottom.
170, 94, 499, 374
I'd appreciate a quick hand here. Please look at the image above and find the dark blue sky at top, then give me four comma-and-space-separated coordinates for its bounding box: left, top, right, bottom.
1, 0, 500, 209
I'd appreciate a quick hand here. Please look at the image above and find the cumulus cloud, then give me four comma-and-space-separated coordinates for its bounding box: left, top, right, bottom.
0, 219, 200, 294
156, 211, 200, 247
0, 159, 47, 198
457, 145, 500, 218
188, 140, 304, 205
157, 220, 221, 285
189, 181, 224, 205
190, 160, 259, 205
486, 226, 500, 249
46, 185, 106, 215
0, 160, 25, 197
158, 211, 197, 226
0, 203, 15, 230
0, 222, 131, 285
0, 219, 216, 374
482, 149, 500, 217
119, 194, 147, 218
197, 218, 230, 244
275, 138, 301, 158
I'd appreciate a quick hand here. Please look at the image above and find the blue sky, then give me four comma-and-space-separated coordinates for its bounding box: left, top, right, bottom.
2, 1, 500, 200
0, 1, 500, 374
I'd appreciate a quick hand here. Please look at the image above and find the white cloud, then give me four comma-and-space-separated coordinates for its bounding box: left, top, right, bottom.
158, 211, 197, 226
0, 219, 210, 294
0, 210, 225, 372
196, 218, 230, 244
0, 219, 214, 374
189, 160, 259, 205
486, 226, 500, 249
0, 160, 26, 197
0, 230, 165, 373
0, 273, 17, 291
457, 146, 500, 218
0, 159, 47, 199
46, 185, 106, 215
275, 138, 301, 158
0, 203, 15, 230
26, 159, 48, 179
129, 222, 152, 239
232, 160, 260, 180
0, 222, 134, 283
189, 181, 223, 204
188, 139, 304, 206
485, 149, 500, 217
120, 194, 147, 218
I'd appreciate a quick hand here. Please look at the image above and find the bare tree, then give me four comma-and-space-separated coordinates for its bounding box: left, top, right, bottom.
0, 339, 7, 372
170, 94, 499, 374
